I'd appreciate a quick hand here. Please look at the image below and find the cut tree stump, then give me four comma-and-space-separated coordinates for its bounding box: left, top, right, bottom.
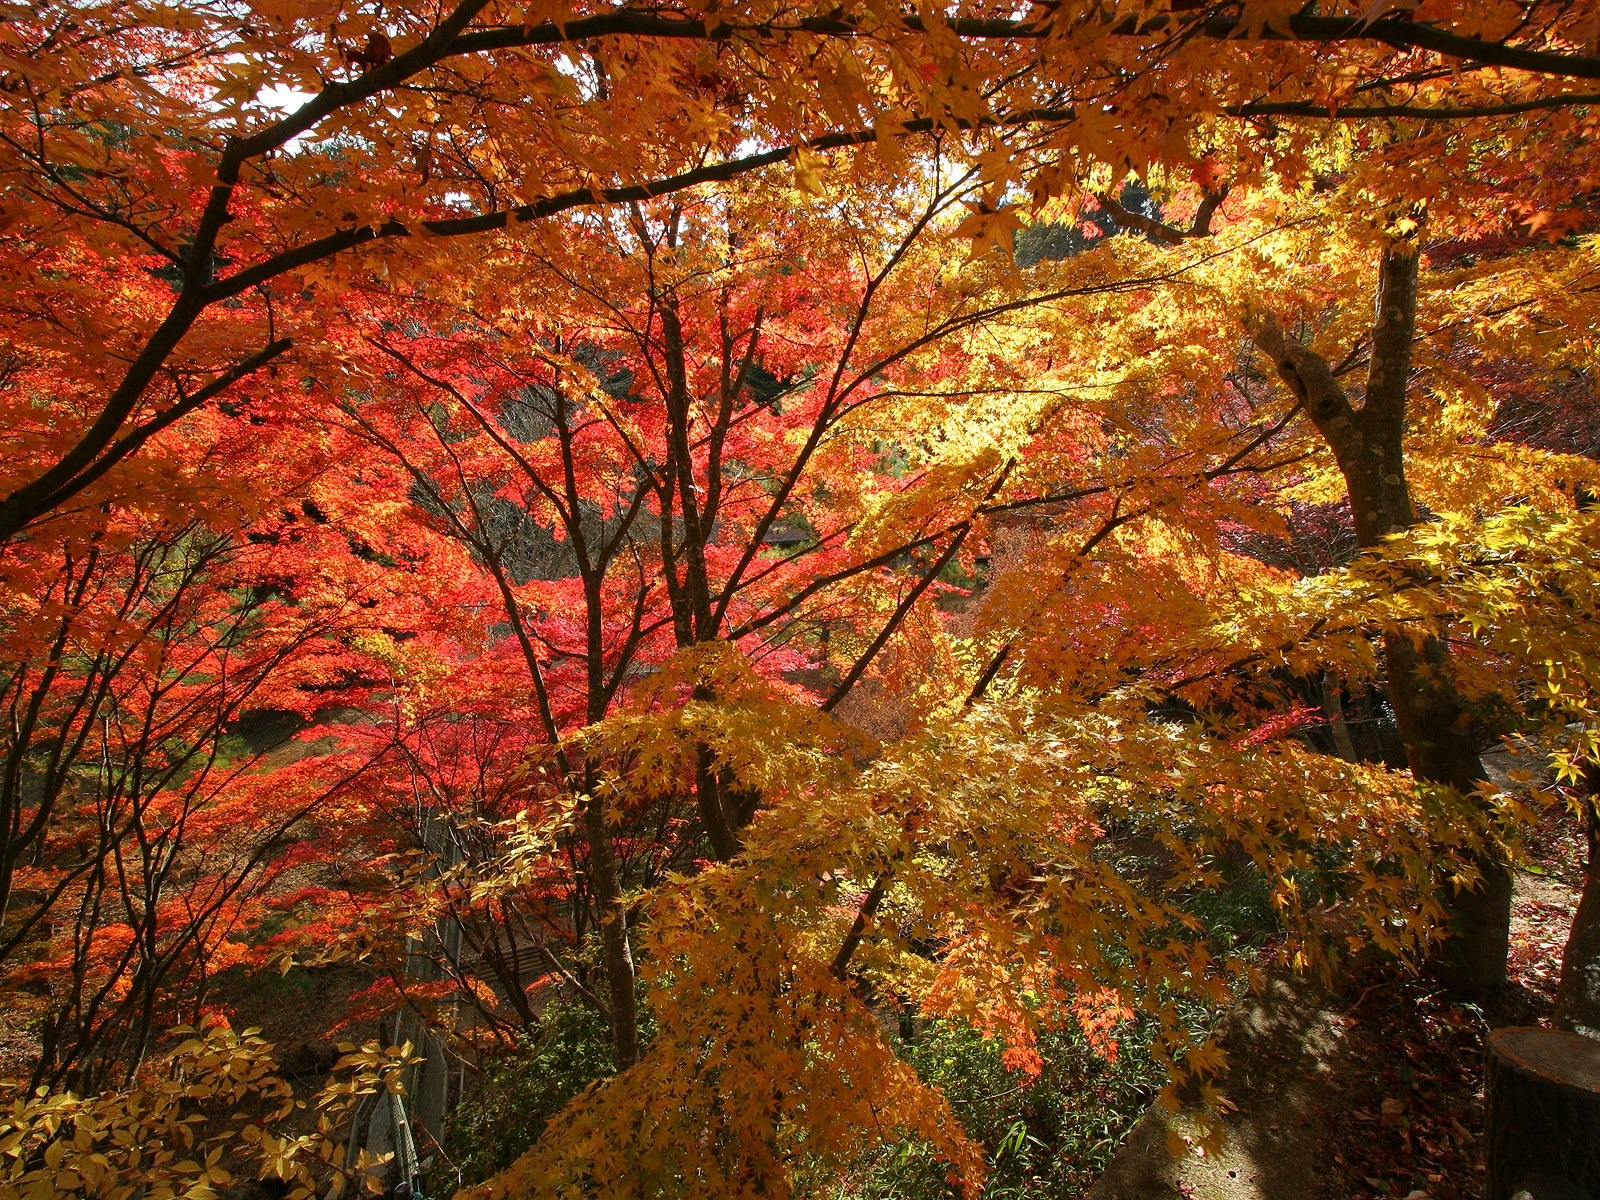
1485, 1026, 1600, 1200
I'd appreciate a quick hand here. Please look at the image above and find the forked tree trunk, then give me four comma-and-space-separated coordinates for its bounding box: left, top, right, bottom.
1250, 244, 1511, 993
1484, 1026, 1600, 1200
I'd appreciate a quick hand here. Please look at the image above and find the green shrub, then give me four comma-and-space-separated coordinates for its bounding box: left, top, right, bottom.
833, 1013, 1169, 1200
428, 998, 616, 1192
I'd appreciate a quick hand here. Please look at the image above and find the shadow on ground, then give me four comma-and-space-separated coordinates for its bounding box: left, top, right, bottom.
1085, 975, 1350, 1200
1086, 774, 1585, 1200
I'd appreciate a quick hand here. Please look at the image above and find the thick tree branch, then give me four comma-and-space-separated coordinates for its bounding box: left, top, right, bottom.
831, 870, 891, 980
1098, 185, 1230, 245
1225, 93, 1600, 119
448, 10, 1600, 82
1245, 312, 1359, 454
820, 531, 969, 714
0, 338, 293, 538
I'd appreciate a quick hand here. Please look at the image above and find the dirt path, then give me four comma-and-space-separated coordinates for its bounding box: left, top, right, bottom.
1085, 977, 1349, 1200
1085, 798, 1583, 1200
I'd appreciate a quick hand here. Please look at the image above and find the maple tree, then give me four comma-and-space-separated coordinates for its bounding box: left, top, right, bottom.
4, 1, 1600, 543
0, 428, 402, 1093
286, 168, 1298, 1072
309, 193, 1595, 1198
3, 3, 1600, 1199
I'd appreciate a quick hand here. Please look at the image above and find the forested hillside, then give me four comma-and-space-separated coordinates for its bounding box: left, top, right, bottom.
2, 3, 1598, 1198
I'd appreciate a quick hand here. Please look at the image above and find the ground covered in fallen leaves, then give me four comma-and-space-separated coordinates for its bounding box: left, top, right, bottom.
1082, 795, 1584, 1200
1279, 798, 1581, 1200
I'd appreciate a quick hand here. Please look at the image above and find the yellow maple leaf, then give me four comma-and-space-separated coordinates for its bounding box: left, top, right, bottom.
792, 147, 828, 197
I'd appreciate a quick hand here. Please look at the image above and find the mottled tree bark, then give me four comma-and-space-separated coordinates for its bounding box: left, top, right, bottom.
1554, 771, 1600, 1038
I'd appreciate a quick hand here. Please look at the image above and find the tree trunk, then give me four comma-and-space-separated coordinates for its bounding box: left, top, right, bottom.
1322, 671, 1359, 762
1249, 244, 1510, 992
582, 786, 640, 1071
1554, 774, 1600, 1038
1484, 1026, 1600, 1200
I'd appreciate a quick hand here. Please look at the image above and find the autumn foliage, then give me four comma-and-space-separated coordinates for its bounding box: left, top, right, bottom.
2, 2, 1600, 1198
